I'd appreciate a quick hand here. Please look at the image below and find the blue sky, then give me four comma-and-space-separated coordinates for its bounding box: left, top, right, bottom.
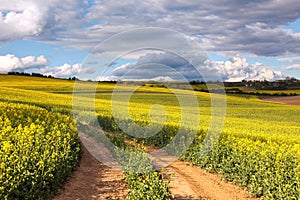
1, 0, 300, 81
0, 40, 86, 66
284, 19, 300, 33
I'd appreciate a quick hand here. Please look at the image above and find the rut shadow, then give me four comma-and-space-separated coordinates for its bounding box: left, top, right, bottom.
173, 195, 211, 200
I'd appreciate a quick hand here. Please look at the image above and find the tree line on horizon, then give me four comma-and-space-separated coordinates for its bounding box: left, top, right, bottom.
5, 72, 300, 91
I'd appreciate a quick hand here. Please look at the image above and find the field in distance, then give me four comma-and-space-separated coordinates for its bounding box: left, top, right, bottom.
0, 75, 299, 199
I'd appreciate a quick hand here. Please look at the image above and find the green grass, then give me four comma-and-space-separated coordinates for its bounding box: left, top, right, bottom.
236, 86, 300, 95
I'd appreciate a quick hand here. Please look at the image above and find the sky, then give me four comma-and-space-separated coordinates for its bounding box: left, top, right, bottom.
1, 0, 300, 81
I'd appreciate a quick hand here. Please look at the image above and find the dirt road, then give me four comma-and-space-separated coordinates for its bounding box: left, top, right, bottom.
54, 140, 257, 200
53, 145, 128, 200
165, 161, 257, 200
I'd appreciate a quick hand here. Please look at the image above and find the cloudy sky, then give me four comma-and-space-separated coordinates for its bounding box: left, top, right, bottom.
1, 0, 300, 81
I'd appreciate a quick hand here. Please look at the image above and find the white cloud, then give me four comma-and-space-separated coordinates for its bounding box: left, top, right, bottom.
0, 0, 86, 41
98, 53, 285, 82
2, 0, 300, 57
0, 1, 47, 41
76, 0, 300, 56
39, 63, 95, 77
212, 56, 286, 81
0, 53, 94, 77
0, 54, 47, 73
278, 57, 300, 63
284, 64, 300, 70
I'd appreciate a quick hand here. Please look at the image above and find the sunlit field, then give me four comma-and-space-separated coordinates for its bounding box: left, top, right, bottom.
0, 75, 299, 199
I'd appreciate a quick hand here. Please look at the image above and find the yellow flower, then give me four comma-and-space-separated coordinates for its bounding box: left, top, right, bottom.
2, 141, 11, 152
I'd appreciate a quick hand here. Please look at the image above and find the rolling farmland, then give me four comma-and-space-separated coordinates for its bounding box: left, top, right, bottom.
0, 75, 300, 199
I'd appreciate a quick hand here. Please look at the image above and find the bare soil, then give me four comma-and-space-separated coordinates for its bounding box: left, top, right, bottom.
53, 144, 128, 200
165, 161, 257, 200
53, 138, 258, 200
259, 95, 300, 105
